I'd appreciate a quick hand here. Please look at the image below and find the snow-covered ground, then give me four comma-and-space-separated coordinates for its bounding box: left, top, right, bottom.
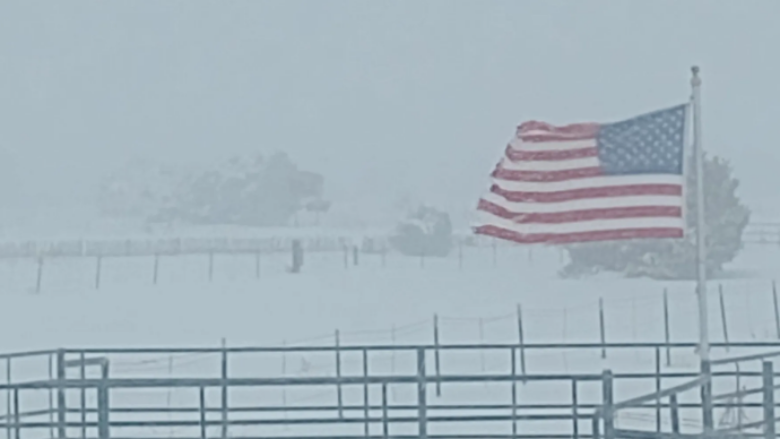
0, 241, 778, 438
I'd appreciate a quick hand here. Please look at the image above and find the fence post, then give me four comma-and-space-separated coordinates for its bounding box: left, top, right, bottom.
601, 370, 614, 439
362, 349, 369, 438
655, 347, 661, 433
433, 315, 441, 397
80, 352, 86, 439
719, 285, 730, 351
670, 394, 680, 435
221, 339, 228, 439
153, 254, 160, 285
773, 281, 780, 340
281, 340, 287, 410
335, 330, 343, 419
599, 299, 607, 359
12, 389, 18, 439
592, 413, 601, 439
209, 252, 215, 282
381, 383, 389, 439
572, 379, 579, 439
663, 289, 671, 366
199, 386, 207, 439
47, 355, 54, 439
458, 240, 463, 271
763, 361, 775, 439
416, 348, 427, 439
491, 238, 497, 267
478, 318, 486, 373
701, 360, 714, 435
56, 350, 66, 439
6, 357, 11, 439
36, 257, 44, 294
511, 348, 517, 439
97, 360, 110, 439
95, 255, 103, 290
517, 304, 527, 379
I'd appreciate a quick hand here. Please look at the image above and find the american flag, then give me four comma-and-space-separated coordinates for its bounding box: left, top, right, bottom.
475, 104, 688, 244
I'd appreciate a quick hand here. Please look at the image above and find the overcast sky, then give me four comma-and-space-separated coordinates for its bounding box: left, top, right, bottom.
1, 1, 779, 226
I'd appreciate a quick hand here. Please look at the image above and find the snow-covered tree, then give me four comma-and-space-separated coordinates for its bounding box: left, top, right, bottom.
149, 152, 327, 227
99, 153, 328, 228
97, 158, 183, 219
389, 205, 453, 257
560, 155, 750, 279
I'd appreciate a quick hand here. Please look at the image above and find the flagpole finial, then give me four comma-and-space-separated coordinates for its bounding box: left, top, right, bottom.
691, 66, 701, 87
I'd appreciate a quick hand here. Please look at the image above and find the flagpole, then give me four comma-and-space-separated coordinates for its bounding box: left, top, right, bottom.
691, 65, 713, 434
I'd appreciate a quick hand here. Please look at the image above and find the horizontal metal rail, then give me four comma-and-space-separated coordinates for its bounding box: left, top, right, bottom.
57, 340, 780, 354
0, 370, 765, 391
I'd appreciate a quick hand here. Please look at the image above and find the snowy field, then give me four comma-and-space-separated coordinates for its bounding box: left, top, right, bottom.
0, 242, 779, 438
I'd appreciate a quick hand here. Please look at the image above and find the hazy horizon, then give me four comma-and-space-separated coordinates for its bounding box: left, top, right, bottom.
2, 1, 780, 234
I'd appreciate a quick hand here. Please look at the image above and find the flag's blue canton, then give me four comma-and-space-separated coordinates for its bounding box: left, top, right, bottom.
597, 104, 687, 176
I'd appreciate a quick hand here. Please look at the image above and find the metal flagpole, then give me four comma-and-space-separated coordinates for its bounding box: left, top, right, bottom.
691, 65, 713, 434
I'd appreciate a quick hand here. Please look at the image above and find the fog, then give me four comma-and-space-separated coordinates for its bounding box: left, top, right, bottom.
3, 3, 780, 438
1, 1, 779, 228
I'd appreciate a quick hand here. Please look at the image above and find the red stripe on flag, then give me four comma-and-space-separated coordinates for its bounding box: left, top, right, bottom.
477, 199, 682, 224
490, 183, 683, 203
516, 121, 599, 142
474, 225, 684, 244
505, 145, 599, 162
492, 166, 603, 182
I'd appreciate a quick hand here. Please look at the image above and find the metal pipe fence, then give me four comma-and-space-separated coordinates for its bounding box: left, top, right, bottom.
0, 341, 779, 439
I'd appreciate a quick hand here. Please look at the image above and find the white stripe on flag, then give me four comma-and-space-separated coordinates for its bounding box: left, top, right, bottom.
477, 212, 685, 235
492, 175, 684, 193
499, 156, 600, 172
481, 192, 683, 213
508, 138, 596, 152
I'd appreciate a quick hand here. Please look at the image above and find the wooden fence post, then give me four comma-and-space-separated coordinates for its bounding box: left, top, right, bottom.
719, 285, 730, 351
95, 255, 103, 290
773, 280, 780, 339
35, 257, 44, 294
153, 254, 160, 285
517, 304, 527, 380
208, 252, 215, 282
491, 238, 497, 267
599, 298, 607, 359
458, 240, 463, 271
663, 289, 671, 366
